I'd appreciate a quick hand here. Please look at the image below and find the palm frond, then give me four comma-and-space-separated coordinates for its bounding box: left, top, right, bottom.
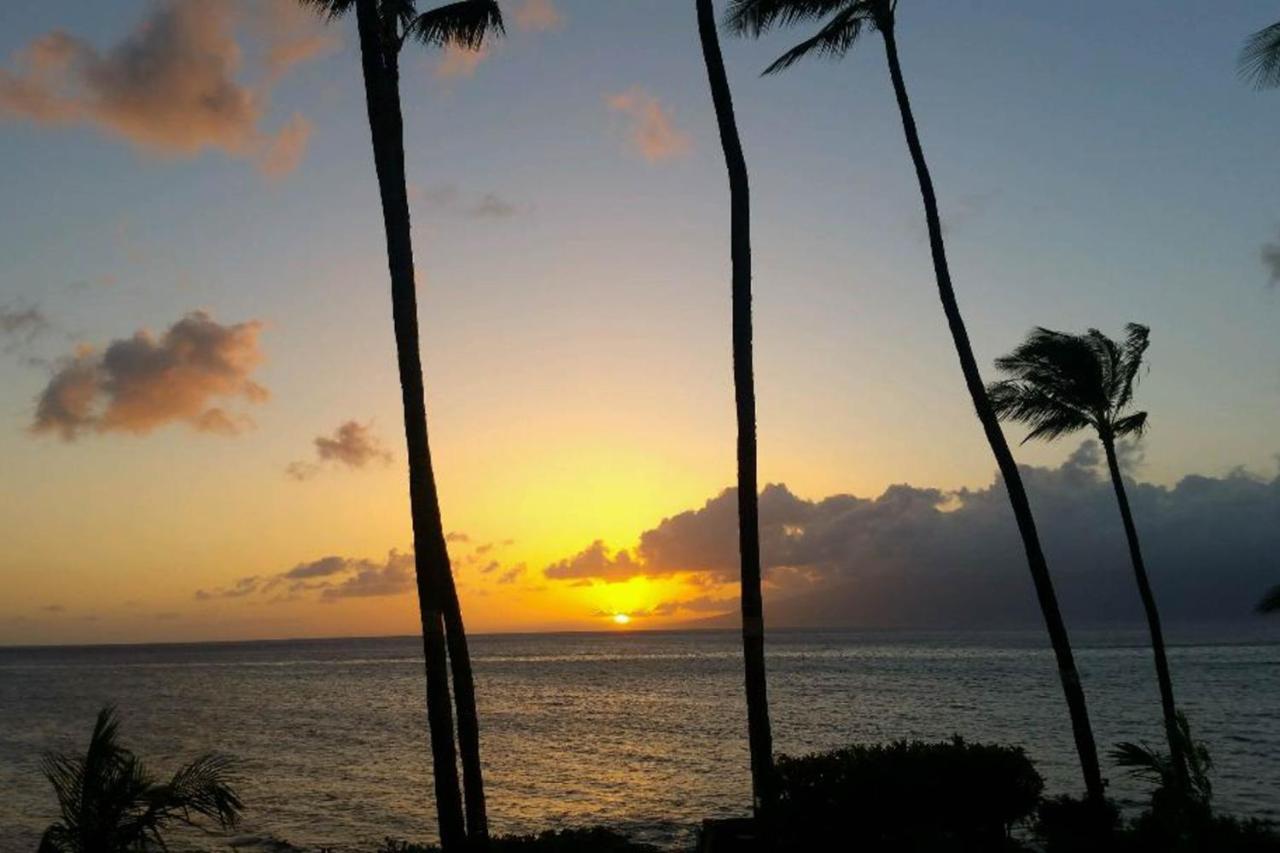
1112, 712, 1212, 805
723, 0, 856, 37
986, 377, 1093, 445
991, 324, 1154, 444
1113, 323, 1150, 411
297, 0, 358, 21
761, 7, 869, 74
407, 0, 504, 50
157, 754, 244, 828
39, 706, 244, 850
1239, 21, 1280, 89
1259, 584, 1280, 614
1112, 411, 1148, 439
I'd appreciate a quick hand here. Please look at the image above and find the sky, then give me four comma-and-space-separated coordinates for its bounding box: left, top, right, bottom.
0, 0, 1277, 645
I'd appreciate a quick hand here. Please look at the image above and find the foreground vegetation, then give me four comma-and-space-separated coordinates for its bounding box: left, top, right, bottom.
37, 709, 1279, 852
376, 737, 1279, 853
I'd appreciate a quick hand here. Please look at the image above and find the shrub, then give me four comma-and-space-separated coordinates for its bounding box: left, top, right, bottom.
772, 737, 1043, 852
1036, 795, 1122, 853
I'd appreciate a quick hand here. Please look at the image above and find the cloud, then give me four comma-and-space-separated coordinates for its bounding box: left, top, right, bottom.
321, 550, 415, 600
287, 420, 392, 480
497, 564, 525, 585
446, 531, 471, 544
414, 183, 523, 219
195, 551, 417, 602
0, 0, 323, 176
282, 555, 353, 580
544, 443, 1280, 628
435, 44, 490, 79
514, 0, 564, 32
245, 0, 341, 79
195, 576, 261, 600
32, 311, 267, 440
1262, 233, 1280, 288
41, 604, 66, 614
544, 540, 647, 583
1, 304, 50, 357
606, 87, 691, 163
1, 305, 48, 339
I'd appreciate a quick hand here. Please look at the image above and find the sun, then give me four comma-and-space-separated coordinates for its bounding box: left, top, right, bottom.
611, 613, 631, 626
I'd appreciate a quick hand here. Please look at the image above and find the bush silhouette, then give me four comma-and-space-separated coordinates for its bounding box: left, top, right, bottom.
773, 738, 1043, 851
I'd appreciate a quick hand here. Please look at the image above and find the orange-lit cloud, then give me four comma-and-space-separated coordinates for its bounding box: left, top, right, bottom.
198, 550, 417, 603
541, 445, 1280, 628
435, 44, 490, 79
514, 0, 564, 32
32, 311, 267, 440
287, 420, 393, 481
0, 0, 323, 175
247, 0, 341, 79
606, 87, 691, 162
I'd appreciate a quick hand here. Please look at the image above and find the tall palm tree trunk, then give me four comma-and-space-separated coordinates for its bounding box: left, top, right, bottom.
442, 582, 488, 844
1100, 434, 1187, 788
353, 0, 466, 846
696, 0, 778, 827
877, 15, 1105, 802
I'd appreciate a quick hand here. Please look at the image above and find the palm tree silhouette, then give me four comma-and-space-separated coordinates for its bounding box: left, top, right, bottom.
1239, 20, 1280, 88
724, 0, 1105, 801
38, 706, 242, 853
988, 323, 1188, 791
695, 0, 778, 828
299, 1, 503, 847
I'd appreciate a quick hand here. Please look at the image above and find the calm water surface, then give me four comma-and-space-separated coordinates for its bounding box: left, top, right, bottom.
1, 627, 1277, 851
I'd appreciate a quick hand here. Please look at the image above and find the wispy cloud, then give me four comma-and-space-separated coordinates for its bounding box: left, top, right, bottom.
435, 43, 490, 79
414, 184, 525, 219
606, 87, 691, 163
514, 0, 564, 32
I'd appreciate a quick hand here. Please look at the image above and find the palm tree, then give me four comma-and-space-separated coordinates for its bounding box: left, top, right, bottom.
724, 0, 1105, 801
1239, 20, 1280, 88
987, 323, 1188, 791
695, 0, 778, 829
300, 1, 503, 847
38, 706, 242, 853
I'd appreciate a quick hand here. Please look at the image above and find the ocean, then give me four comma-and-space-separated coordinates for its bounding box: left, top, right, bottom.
1, 627, 1277, 851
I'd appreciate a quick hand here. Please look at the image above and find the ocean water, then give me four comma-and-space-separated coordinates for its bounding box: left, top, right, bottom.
1, 627, 1277, 852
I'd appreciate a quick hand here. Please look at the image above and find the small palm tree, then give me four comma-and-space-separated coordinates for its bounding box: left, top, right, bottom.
38, 707, 242, 853
1239, 20, 1280, 89
299, 1, 503, 848
988, 323, 1188, 791
724, 0, 1105, 801
1111, 712, 1212, 814
695, 0, 777, 828
1259, 585, 1280, 613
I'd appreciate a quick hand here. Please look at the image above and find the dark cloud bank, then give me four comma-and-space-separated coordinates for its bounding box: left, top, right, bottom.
548, 442, 1279, 629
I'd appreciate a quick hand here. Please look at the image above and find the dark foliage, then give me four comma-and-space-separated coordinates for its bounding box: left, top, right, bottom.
377, 828, 662, 853
37, 706, 242, 853
772, 738, 1043, 852
1037, 795, 1123, 853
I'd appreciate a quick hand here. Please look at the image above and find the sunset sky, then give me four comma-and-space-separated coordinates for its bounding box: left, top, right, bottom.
1, 0, 1278, 644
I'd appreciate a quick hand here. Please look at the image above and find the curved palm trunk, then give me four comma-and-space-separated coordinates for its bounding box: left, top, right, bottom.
443, 580, 488, 844
353, 0, 466, 846
877, 16, 1105, 802
696, 0, 778, 828
1100, 434, 1187, 788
